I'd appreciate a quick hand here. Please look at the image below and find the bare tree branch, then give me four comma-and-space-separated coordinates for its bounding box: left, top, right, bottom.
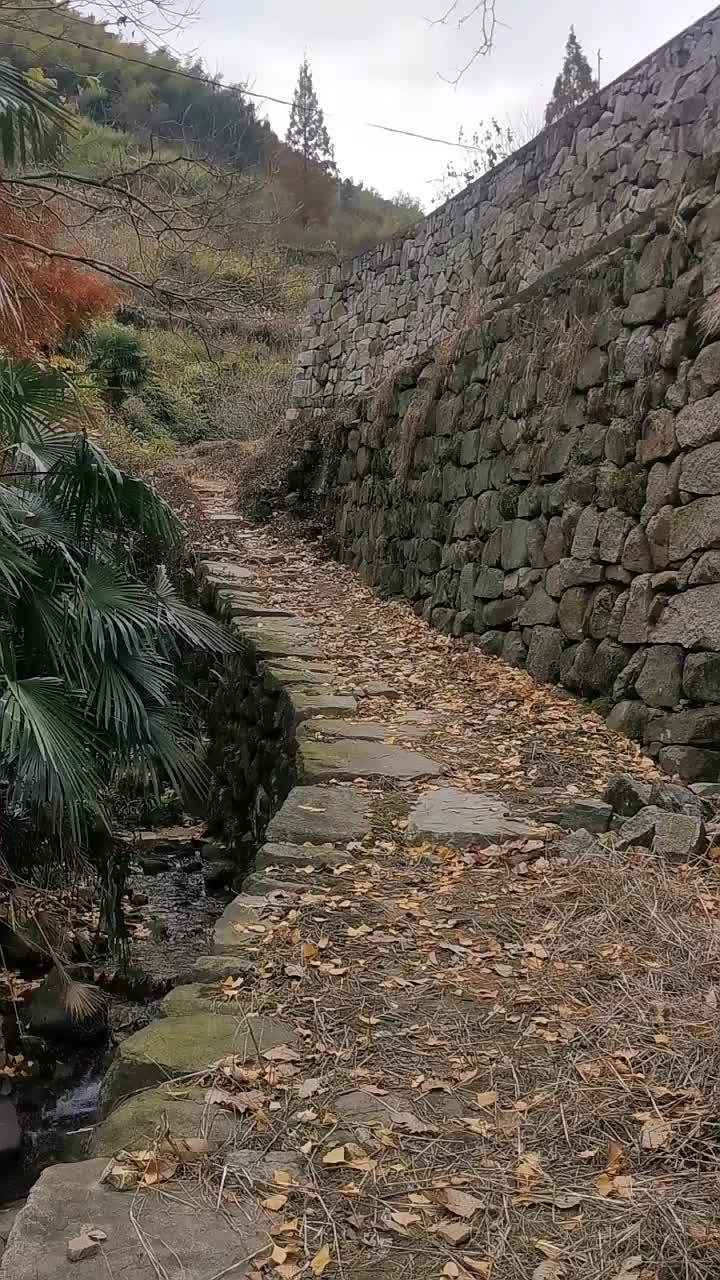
430, 0, 500, 83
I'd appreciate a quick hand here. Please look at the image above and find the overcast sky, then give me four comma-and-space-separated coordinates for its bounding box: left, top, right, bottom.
177, 0, 708, 207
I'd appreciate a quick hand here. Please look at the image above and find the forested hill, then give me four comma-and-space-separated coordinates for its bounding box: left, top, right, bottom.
0, 2, 275, 167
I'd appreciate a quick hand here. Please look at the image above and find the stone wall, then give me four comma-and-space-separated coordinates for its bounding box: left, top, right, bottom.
292, 6, 720, 412
322, 191, 720, 782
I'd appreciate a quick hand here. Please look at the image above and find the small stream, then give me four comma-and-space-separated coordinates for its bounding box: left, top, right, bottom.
0, 835, 231, 1205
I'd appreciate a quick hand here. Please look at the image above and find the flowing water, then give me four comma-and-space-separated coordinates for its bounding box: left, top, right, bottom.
0, 841, 230, 1205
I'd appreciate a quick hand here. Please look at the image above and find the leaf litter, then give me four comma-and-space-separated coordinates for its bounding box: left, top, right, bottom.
131, 471, 720, 1280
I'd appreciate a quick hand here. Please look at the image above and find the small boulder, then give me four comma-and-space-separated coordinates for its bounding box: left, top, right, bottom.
553, 829, 608, 863
648, 781, 705, 818
543, 798, 613, 833
652, 812, 707, 861
616, 806, 666, 848
603, 773, 653, 816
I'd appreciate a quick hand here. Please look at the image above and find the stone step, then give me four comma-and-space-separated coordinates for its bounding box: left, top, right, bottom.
265, 784, 372, 845
298, 736, 443, 784
0, 1152, 301, 1279
406, 786, 543, 848
100, 1011, 297, 1113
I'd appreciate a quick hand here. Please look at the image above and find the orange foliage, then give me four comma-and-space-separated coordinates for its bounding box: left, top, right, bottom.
0, 197, 118, 357
273, 145, 336, 228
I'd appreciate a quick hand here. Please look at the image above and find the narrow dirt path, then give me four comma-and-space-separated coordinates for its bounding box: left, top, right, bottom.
4, 464, 719, 1280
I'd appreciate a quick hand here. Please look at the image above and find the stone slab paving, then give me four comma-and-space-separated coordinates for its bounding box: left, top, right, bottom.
298, 737, 444, 783
8, 494, 718, 1279
406, 786, 544, 848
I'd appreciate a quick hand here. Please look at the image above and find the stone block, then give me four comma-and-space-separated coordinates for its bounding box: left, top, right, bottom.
621, 524, 653, 572
266, 785, 370, 845
652, 812, 707, 861
500, 519, 530, 569
689, 551, 720, 585
624, 326, 657, 381
517, 585, 558, 626
474, 566, 504, 599
617, 806, 666, 849
558, 587, 590, 640
299, 737, 442, 784
603, 773, 652, 816
623, 288, 665, 325
674, 391, 720, 448
669, 497, 720, 560
680, 441, 720, 494
658, 745, 720, 781
542, 798, 613, 833
526, 626, 565, 683
683, 651, 720, 701
598, 508, 632, 562
407, 787, 541, 848
638, 409, 676, 463
618, 574, 654, 643
557, 558, 605, 589
571, 506, 600, 559
689, 342, 720, 398
576, 347, 608, 389
634, 644, 684, 708
651, 585, 720, 651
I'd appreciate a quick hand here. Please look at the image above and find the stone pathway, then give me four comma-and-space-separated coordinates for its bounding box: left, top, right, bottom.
3, 480, 720, 1280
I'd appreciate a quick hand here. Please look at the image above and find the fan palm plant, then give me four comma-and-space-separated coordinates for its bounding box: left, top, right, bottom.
0, 354, 235, 851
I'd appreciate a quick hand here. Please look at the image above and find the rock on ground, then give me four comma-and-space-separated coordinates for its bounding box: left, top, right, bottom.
265, 784, 371, 845
406, 788, 541, 848
0, 1158, 275, 1280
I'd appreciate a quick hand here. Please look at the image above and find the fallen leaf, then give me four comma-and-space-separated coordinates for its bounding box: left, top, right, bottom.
297, 1078, 322, 1099
593, 1173, 615, 1198
310, 1245, 332, 1277
434, 1188, 484, 1219
271, 1245, 288, 1265
205, 1087, 266, 1114
462, 1261, 492, 1278
640, 1117, 672, 1150
391, 1211, 422, 1227
273, 1170, 296, 1188
262, 1195, 288, 1211
141, 1155, 179, 1186
393, 1111, 438, 1135
86, 1229, 107, 1242
475, 1091, 497, 1108
532, 1264, 564, 1280
535, 1242, 563, 1261
263, 1045, 301, 1062
322, 1145, 346, 1165
515, 1152, 544, 1190
435, 1221, 472, 1247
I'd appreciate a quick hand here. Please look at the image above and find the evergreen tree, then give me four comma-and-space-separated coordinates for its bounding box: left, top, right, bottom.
286, 57, 335, 173
544, 27, 598, 125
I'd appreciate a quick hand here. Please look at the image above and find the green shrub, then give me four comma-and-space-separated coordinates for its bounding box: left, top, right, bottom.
85, 321, 150, 404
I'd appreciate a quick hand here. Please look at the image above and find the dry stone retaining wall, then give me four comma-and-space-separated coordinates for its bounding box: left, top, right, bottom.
292, 6, 720, 411
321, 190, 720, 782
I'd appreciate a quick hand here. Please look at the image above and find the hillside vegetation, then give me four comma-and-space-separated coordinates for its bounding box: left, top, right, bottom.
0, 1, 421, 469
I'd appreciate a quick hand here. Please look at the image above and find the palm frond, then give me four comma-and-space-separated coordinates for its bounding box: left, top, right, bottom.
76, 562, 158, 659
0, 357, 74, 443
0, 60, 73, 168
0, 675, 105, 838
0, 529, 37, 597
88, 650, 173, 739
61, 978, 105, 1023
144, 708, 208, 801
153, 564, 238, 653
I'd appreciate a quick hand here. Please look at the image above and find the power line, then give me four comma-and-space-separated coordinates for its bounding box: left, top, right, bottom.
0, 16, 482, 152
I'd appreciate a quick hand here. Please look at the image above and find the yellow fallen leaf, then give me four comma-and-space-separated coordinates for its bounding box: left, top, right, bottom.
462, 1261, 492, 1278
434, 1187, 484, 1219
475, 1091, 497, 1108
271, 1245, 288, 1265
593, 1173, 615, 1198
261, 1194, 287, 1211
310, 1244, 332, 1276
322, 1145, 346, 1165
535, 1241, 563, 1261
272, 1219, 300, 1237
273, 1170, 295, 1187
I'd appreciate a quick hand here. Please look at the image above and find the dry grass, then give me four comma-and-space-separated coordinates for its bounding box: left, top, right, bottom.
106, 835, 720, 1280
